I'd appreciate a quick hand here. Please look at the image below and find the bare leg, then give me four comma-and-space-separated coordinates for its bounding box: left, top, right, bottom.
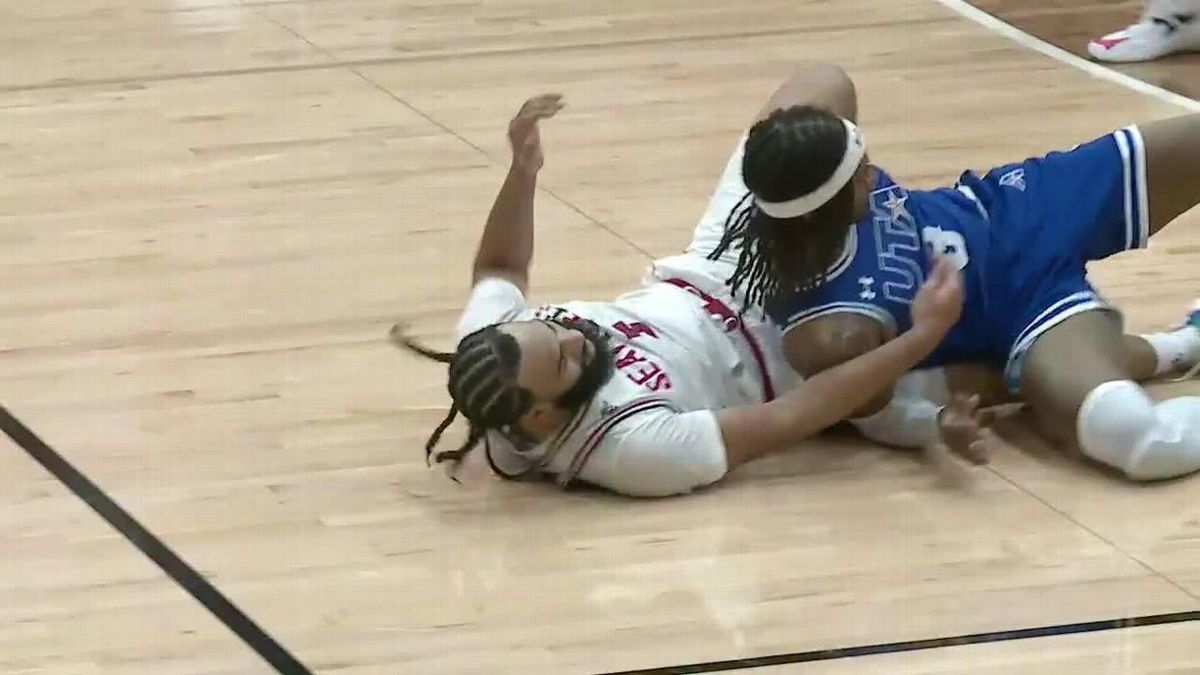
942, 333, 1162, 410
1143, 114, 1200, 237
1020, 310, 1200, 480
1019, 312, 1130, 444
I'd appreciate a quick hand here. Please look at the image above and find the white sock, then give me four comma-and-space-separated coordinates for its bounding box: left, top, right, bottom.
1145, 0, 1200, 21
1140, 327, 1200, 376
1151, 0, 1200, 47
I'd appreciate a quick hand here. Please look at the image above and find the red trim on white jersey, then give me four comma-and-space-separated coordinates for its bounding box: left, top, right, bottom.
560, 397, 677, 486
661, 278, 777, 402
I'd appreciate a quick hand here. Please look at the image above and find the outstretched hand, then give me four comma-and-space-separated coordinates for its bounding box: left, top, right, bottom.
508, 93, 564, 174
937, 393, 998, 465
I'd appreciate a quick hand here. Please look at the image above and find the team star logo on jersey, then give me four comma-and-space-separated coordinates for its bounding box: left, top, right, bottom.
999, 168, 1026, 192
881, 191, 911, 221
858, 276, 876, 300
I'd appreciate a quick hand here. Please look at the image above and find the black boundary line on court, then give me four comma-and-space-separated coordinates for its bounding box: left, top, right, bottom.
0, 404, 315, 675
7, 402, 1198, 675
599, 610, 1200, 674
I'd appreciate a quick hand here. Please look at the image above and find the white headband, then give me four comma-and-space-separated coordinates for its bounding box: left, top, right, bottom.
754, 119, 867, 219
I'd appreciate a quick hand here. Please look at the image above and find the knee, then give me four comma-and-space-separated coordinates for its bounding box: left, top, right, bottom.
1078, 381, 1200, 482
795, 62, 853, 89
801, 62, 856, 102
774, 62, 857, 119
1124, 397, 1200, 482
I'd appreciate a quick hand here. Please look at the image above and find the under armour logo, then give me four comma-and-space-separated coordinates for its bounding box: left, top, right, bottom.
858, 276, 876, 300
999, 168, 1026, 192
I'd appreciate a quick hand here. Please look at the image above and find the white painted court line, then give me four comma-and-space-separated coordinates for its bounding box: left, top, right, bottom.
934, 0, 1200, 112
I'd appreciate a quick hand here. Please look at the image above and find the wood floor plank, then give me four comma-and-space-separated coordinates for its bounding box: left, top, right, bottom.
968, 0, 1200, 100
1, 1, 1197, 673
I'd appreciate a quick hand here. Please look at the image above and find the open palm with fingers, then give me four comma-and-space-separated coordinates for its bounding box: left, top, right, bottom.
508, 93, 564, 174
938, 393, 999, 465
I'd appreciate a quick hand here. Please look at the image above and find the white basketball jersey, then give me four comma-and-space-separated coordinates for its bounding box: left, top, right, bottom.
485, 279, 775, 484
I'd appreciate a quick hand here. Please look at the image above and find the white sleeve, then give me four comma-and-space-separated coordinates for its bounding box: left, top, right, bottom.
574, 408, 730, 498
850, 391, 943, 449
849, 368, 951, 449
455, 277, 530, 341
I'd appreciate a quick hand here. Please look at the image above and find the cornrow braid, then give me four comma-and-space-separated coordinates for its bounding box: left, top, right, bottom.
392, 324, 532, 469
708, 192, 783, 310
708, 105, 860, 309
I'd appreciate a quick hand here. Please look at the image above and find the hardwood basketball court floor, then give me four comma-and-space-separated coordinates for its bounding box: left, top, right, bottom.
1, 0, 1197, 673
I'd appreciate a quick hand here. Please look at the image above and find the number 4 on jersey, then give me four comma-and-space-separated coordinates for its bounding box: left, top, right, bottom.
613, 321, 658, 340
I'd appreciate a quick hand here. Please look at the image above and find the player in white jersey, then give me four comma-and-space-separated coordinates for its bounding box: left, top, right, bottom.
392, 94, 983, 498
1088, 0, 1200, 62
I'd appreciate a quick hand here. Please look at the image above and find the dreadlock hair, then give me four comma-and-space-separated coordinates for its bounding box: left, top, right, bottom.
394, 324, 533, 468
708, 105, 863, 309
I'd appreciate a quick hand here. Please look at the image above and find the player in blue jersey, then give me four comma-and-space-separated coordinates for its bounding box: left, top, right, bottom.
708, 64, 1200, 480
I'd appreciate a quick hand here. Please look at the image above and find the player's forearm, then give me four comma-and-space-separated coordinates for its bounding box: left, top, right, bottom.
472, 164, 537, 287
775, 327, 943, 440
851, 388, 894, 418
717, 327, 949, 470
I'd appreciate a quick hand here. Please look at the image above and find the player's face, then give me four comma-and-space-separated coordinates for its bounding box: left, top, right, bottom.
501, 319, 614, 419
503, 320, 592, 402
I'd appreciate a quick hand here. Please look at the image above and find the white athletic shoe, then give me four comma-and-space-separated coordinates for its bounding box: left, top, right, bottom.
1173, 300, 1200, 382
1088, 14, 1200, 62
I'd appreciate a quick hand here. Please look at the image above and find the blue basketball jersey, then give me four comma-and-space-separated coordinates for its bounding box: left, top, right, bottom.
767, 126, 1150, 389
769, 167, 998, 368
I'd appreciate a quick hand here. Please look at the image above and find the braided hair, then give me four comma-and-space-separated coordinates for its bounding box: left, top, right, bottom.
708, 105, 862, 308
395, 325, 533, 468
393, 316, 615, 475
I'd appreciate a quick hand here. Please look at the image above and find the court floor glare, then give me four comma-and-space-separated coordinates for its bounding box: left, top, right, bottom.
1, 0, 1197, 673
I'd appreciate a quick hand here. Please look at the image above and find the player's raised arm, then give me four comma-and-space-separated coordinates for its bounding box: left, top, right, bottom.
716, 258, 964, 469
470, 94, 565, 292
